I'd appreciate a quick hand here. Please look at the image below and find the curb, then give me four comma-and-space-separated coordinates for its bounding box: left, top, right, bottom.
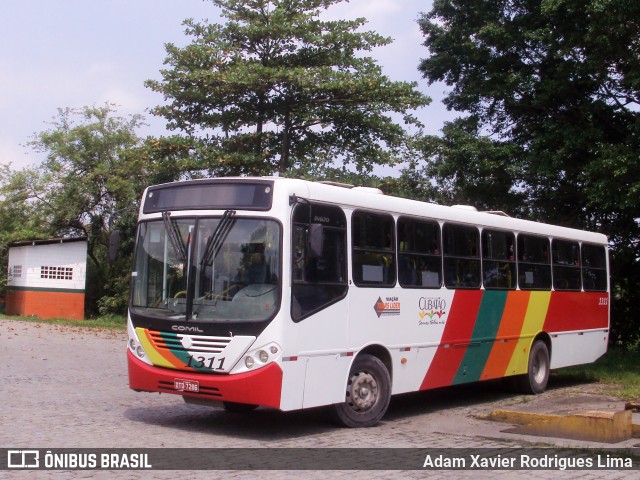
480, 409, 639, 444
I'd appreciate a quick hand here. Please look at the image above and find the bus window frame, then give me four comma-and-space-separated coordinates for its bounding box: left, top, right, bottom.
552, 238, 582, 291
442, 223, 481, 290
517, 233, 552, 291
291, 201, 348, 322
481, 228, 517, 290
581, 243, 608, 292
351, 210, 397, 288
397, 216, 442, 289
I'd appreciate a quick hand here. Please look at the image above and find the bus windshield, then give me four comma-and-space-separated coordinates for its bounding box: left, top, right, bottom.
131, 216, 280, 323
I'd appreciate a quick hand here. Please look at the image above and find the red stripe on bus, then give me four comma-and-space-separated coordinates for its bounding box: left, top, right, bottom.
420, 290, 483, 390
543, 291, 609, 332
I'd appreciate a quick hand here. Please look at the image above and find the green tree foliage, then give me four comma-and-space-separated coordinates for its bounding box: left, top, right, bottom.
2, 105, 151, 315
147, 0, 430, 177
418, 0, 640, 347
0, 166, 51, 295
410, 118, 526, 214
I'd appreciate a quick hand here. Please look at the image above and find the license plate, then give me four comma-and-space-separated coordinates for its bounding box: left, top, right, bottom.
174, 378, 199, 392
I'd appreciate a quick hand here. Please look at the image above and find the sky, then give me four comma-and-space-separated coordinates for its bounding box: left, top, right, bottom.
1, 0, 456, 171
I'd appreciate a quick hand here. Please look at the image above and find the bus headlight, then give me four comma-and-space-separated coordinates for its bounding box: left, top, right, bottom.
245, 356, 255, 369
234, 342, 282, 374
259, 350, 269, 363
127, 317, 152, 365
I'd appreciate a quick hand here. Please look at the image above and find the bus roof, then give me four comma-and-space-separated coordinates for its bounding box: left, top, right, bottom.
276, 177, 608, 245
141, 177, 608, 245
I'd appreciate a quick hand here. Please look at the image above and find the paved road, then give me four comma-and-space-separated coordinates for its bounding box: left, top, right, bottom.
0, 320, 637, 479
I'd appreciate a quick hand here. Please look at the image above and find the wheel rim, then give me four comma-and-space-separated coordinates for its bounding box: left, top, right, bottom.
532, 348, 548, 385
347, 371, 379, 411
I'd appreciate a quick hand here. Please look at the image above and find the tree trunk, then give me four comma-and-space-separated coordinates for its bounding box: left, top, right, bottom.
255, 92, 265, 160
279, 110, 291, 174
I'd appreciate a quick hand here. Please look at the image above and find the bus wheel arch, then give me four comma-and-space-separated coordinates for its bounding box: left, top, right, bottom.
517, 333, 552, 395
333, 347, 392, 428
358, 344, 393, 381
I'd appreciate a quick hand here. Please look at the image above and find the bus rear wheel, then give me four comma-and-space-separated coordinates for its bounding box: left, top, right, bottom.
517, 340, 550, 394
333, 354, 391, 428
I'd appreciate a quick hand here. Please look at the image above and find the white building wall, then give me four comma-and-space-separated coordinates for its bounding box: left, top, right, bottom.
7, 240, 87, 291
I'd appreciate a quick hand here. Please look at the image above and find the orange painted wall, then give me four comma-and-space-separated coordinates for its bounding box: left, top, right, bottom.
5, 289, 85, 320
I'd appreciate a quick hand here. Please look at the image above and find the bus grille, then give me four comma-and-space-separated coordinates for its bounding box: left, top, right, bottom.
147, 331, 232, 354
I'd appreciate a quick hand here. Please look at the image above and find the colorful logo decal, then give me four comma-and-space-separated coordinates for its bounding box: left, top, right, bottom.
418, 297, 447, 325
374, 296, 401, 318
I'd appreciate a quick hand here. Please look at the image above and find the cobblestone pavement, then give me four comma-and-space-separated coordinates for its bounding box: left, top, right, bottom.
1, 320, 638, 479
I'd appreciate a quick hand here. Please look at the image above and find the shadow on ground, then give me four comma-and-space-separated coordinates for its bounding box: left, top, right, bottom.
124, 376, 599, 441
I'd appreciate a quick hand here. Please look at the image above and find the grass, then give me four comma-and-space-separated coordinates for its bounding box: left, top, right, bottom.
552, 348, 640, 400
0, 313, 127, 331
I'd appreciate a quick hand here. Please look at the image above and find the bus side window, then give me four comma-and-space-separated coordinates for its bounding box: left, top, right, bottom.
582, 244, 608, 291
552, 239, 581, 291
517, 234, 551, 290
482, 229, 516, 289
397, 217, 442, 288
352, 211, 396, 287
291, 203, 347, 322
443, 223, 480, 289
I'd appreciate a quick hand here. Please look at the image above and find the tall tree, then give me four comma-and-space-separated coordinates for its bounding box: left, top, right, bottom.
9, 105, 150, 315
418, 0, 640, 346
27, 105, 146, 246
147, 0, 429, 176
409, 118, 526, 214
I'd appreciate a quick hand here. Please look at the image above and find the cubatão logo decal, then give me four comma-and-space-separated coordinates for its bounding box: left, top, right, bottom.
374, 296, 401, 318
418, 297, 447, 325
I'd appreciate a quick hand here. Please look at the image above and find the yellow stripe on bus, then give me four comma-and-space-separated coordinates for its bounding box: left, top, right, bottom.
136, 327, 179, 369
505, 291, 552, 376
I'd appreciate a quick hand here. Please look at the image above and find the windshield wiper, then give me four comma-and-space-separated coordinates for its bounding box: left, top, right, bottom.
200, 210, 236, 268
162, 212, 187, 261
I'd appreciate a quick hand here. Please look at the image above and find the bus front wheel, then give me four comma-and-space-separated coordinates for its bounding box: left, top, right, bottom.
517, 340, 550, 394
333, 354, 391, 428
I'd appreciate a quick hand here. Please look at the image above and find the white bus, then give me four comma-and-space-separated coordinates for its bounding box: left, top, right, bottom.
126, 177, 609, 427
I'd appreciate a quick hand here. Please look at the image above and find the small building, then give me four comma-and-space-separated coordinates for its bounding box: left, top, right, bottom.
5, 238, 87, 320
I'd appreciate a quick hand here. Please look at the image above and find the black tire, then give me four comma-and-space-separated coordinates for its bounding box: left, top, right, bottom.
516, 340, 550, 394
333, 354, 391, 428
223, 401, 258, 413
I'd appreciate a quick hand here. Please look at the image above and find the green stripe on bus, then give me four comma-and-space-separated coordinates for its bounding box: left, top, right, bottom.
453, 290, 509, 384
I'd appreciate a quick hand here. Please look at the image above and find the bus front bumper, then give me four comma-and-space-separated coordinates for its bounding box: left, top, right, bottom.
127, 349, 283, 409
